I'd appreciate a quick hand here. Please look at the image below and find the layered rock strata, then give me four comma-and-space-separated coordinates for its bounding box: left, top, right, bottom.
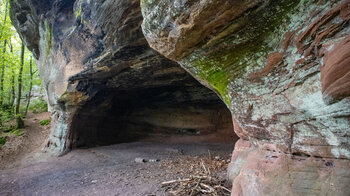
141, 0, 350, 195
10, 0, 236, 154
9, 0, 350, 195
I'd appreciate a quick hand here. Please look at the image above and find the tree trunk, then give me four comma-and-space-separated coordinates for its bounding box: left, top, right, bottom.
0, 1, 8, 39
0, 39, 7, 106
16, 43, 25, 129
9, 40, 15, 107
0, 1, 9, 106
10, 70, 15, 106
24, 56, 33, 116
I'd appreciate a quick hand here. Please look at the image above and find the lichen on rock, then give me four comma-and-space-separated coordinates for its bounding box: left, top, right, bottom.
9, 0, 237, 156
141, 0, 350, 194
8, 0, 350, 194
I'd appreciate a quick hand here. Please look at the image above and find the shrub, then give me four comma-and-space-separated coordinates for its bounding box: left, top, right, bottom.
29, 98, 48, 114
0, 107, 14, 124
12, 129, 23, 136
39, 119, 51, 126
0, 136, 6, 147
3, 125, 16, 133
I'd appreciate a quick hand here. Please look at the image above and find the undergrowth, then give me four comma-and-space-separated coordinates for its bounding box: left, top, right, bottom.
12, 129, 23, 136
39, 119, 51, 126
0, 97, 48, 132
29, 98, 48, 114
0, 136, 6, 148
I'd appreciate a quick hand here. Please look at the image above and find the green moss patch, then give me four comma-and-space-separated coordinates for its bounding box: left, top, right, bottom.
183, 0, 300, 105
45, 20, 53, 56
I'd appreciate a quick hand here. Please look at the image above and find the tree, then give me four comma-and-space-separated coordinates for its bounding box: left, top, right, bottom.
15, 43, 25, 129
24, 56, 33, 116
0, 0, 44, 130
8, 40, 15, 107
0, 0, 8, 106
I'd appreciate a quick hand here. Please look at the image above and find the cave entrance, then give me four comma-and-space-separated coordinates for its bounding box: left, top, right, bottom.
70, 82, 237, 148
67, 44, 237, 149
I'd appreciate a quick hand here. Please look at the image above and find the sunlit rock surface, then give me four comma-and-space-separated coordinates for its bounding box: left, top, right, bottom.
10, 0, 236, 155
141, 0, 350, 195
9, 0, 350, 194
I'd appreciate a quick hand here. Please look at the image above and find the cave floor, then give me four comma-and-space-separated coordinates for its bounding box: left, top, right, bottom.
0, 115, 234, 196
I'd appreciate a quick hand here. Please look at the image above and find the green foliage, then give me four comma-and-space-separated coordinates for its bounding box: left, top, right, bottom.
0, 136, 6, 147
11, 129, 23, 136
30, 98, 48, 114
4, 124, 15, 133
0, 105, 13, 123
39, 119, 50, 126
0, 0, 45, 125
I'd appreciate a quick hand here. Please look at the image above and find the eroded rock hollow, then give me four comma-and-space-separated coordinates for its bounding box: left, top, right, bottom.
10, 0, 237, 152
10, 0, 350, 195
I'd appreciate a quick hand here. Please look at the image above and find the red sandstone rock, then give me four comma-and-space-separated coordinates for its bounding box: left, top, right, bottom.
141, 0, 350, 195
249, 52, 283, 80
296, 1, 350, 57
283, 31, 295, 52
8, 0, 350, 195
321, 36, 350, 104
231, 141, 350, 196
232, 118, 248, 140
10, 0, 235, 155
141, 0, 265, 61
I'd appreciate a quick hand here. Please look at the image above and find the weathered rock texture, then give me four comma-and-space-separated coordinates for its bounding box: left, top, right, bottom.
10, 0, 350, 195
141, 0, 350, 195
10, 0, 236, 154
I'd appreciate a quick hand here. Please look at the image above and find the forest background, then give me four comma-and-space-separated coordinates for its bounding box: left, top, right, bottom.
0, 0, 47, 147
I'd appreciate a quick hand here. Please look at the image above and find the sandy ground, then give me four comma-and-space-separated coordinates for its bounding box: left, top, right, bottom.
0, 112, 51, 169
0, 113, 235, 196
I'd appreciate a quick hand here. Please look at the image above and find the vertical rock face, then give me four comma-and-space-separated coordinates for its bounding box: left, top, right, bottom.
141, 0, 350, 194
10, 0, 236, 155
10, 0, 350, 194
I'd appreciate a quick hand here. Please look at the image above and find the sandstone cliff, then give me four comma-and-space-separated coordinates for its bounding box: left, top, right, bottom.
141, 0, 350, 194
10, 0, 235, 154
10, 0, 350, 195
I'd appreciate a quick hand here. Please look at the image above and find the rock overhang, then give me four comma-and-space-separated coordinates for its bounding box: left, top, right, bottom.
141, 0, 350, 194
9, 0, 237, 154
141, 0, 350, 159
8, 0, 350, 194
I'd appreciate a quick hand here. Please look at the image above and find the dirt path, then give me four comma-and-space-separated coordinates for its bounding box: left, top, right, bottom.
0, 113, 234, 196
0, 112, 51, 169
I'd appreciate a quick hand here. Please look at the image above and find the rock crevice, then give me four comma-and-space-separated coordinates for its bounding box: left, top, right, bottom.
10, 0, 350, 195
141, 0, 350, 194
10, 0, 237, 155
